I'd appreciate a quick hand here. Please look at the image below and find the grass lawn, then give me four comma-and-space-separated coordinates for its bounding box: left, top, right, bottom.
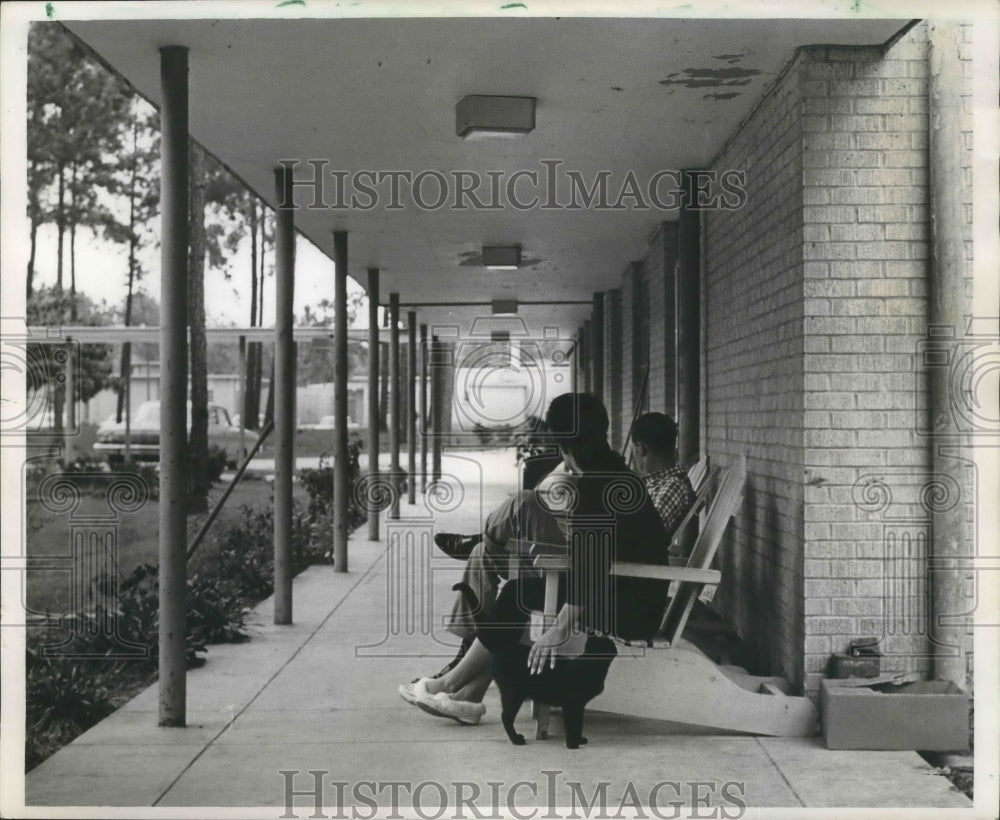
25, 474, 309, 617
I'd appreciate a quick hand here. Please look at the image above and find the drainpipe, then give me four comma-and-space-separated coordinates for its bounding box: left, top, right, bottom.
389, 293, 401, 519
158, 45, 188, 727
928, 20, 970, 687
407, 311, 418, 505
273, 165, 295, 623
333, 232, 350, 571
367, 269, 380, 541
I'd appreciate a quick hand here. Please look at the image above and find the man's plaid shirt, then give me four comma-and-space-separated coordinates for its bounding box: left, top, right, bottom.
643, 465, 696, 537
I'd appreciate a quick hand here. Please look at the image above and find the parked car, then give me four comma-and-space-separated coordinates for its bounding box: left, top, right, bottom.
297, 415, 362, 431
94, 400, 258, 468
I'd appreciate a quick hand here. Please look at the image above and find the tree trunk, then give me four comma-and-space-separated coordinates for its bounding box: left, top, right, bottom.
117, 118, 140, 424
55, 165, 65, 292
27, 158, 39, 296
379, 341, 389, 432
263, 354, 275, 428
188, 143, 210, 513
244, 197, 260, 429
69, 163, 78, 321
252, 206, 268, 429
27, 218, 38, 297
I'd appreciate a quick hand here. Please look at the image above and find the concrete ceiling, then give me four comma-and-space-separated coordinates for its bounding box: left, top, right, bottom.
64, 15, 911, 337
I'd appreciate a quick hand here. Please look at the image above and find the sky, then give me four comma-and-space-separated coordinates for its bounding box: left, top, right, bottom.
29, 220, 370, 329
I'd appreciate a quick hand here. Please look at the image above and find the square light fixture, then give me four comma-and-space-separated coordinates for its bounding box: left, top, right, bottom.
491, 299, 519, 315
482, 245, 521, 270
456, 95, 536, 139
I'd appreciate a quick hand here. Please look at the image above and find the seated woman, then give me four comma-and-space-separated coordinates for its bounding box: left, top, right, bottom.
399, 393, 671, 725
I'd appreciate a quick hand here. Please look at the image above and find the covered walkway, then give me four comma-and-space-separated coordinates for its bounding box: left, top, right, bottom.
25, 450, 970, 813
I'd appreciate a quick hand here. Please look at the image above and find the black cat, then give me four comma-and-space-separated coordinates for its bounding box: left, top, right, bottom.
452, 580, 616, 749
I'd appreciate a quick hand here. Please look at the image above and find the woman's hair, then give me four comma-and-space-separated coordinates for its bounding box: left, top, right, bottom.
632, 412, 678, 457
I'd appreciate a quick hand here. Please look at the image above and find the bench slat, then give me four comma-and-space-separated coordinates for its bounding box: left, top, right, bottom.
532, 556, 720, 585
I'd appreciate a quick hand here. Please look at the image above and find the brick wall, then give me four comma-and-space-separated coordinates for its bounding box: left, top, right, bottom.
697, 21, 973, 697
704, 47, 807, 687
797, 22, 974, 696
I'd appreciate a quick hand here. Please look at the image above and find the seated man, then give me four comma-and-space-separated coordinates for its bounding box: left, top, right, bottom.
630, 412, 697, 539
399, 394, 675, 724
433, 411, 695, 639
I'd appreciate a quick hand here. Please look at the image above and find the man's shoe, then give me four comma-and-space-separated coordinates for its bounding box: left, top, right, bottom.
433, 533, 482, 560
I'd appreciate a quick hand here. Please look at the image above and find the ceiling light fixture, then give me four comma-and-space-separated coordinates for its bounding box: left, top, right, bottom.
482, 245, 521, 270
456, 95, 536, 139
491, 299, 519, 315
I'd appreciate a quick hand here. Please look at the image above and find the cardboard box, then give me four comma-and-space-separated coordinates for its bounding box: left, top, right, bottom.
830, 653, 881, 678
821, 677, 970, 751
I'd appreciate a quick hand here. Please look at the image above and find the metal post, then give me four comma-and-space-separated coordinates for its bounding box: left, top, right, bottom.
273, 165, 295, 624
158, 45, 188, 727
677, 171, 701, 466
333, 232, 350, 571
366, 269, 380, 541
928, 21, 971, 687
419, 323, 428, 493
592, 293, 605, 401
65, 339, 75, 421
407, 311, 417, 505
237, 335, 246, 463
124, 353, 132, 463
431, 335, 443, 483
63, 339, 75, 461
389, 293, 401, 519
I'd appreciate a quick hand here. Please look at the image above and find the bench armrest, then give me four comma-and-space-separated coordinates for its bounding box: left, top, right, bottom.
531, 556, 721, 586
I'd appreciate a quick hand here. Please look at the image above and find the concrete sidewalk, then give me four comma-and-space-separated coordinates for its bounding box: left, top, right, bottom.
24, 451, 971, 815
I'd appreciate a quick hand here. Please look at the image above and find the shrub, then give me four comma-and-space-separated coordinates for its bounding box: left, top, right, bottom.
26, 647, 116, 731
298, 437, 369, 557
25, 441, 366, 770
25, 647, 117, 770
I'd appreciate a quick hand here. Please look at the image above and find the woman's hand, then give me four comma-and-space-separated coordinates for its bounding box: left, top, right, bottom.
527, 620, 569, 675
526, 602, 582, 675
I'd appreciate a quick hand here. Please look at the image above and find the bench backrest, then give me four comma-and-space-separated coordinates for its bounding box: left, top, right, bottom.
657, 456, 746, 643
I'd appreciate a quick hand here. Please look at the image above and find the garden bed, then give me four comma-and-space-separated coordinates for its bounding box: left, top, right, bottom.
24, 442, 366, 771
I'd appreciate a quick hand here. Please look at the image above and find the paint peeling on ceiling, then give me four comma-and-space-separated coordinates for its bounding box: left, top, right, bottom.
712, 52, 751, 64
659, 66, 762, 88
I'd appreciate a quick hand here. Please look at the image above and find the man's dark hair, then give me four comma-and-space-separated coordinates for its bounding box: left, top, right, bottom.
632, 412, 678, 457
545, 392, 609, 448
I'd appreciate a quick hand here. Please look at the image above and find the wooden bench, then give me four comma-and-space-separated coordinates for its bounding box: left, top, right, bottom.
529, 456, 818, 739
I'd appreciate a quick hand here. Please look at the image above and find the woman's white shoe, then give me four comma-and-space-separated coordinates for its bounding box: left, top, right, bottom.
414, 689, 486, 725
